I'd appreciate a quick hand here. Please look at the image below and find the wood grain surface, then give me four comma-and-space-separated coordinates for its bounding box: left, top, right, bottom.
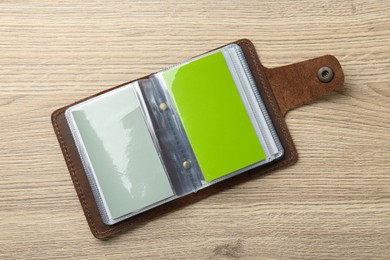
0, 1, 389, 259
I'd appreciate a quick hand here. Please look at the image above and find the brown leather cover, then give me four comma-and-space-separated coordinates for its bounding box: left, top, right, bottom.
51, 39, 344, 239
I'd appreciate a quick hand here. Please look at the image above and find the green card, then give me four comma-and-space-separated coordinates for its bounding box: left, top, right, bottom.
70, 86, 174, 220
162, 51, 267, 182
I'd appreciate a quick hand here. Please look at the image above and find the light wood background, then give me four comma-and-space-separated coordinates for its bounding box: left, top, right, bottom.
1, 1, 389, 259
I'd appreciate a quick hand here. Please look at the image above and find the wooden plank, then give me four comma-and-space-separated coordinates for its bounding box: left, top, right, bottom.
0, 1, 389, 259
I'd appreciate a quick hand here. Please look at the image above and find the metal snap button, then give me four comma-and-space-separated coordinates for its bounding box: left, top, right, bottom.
317, 66, 334, 83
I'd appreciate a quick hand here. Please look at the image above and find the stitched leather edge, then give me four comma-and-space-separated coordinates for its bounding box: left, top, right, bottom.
52, 109, 104, 237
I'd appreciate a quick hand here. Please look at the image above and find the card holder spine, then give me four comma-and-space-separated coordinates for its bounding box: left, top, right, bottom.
136, 78, 204, 195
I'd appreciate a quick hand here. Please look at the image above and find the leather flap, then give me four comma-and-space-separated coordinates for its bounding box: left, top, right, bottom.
264, 55, 344, 116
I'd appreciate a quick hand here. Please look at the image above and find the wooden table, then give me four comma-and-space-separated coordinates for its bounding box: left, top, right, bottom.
1, 1, 389, 259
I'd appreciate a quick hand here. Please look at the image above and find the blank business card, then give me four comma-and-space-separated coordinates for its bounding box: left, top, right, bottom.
69, 85, 174, 221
